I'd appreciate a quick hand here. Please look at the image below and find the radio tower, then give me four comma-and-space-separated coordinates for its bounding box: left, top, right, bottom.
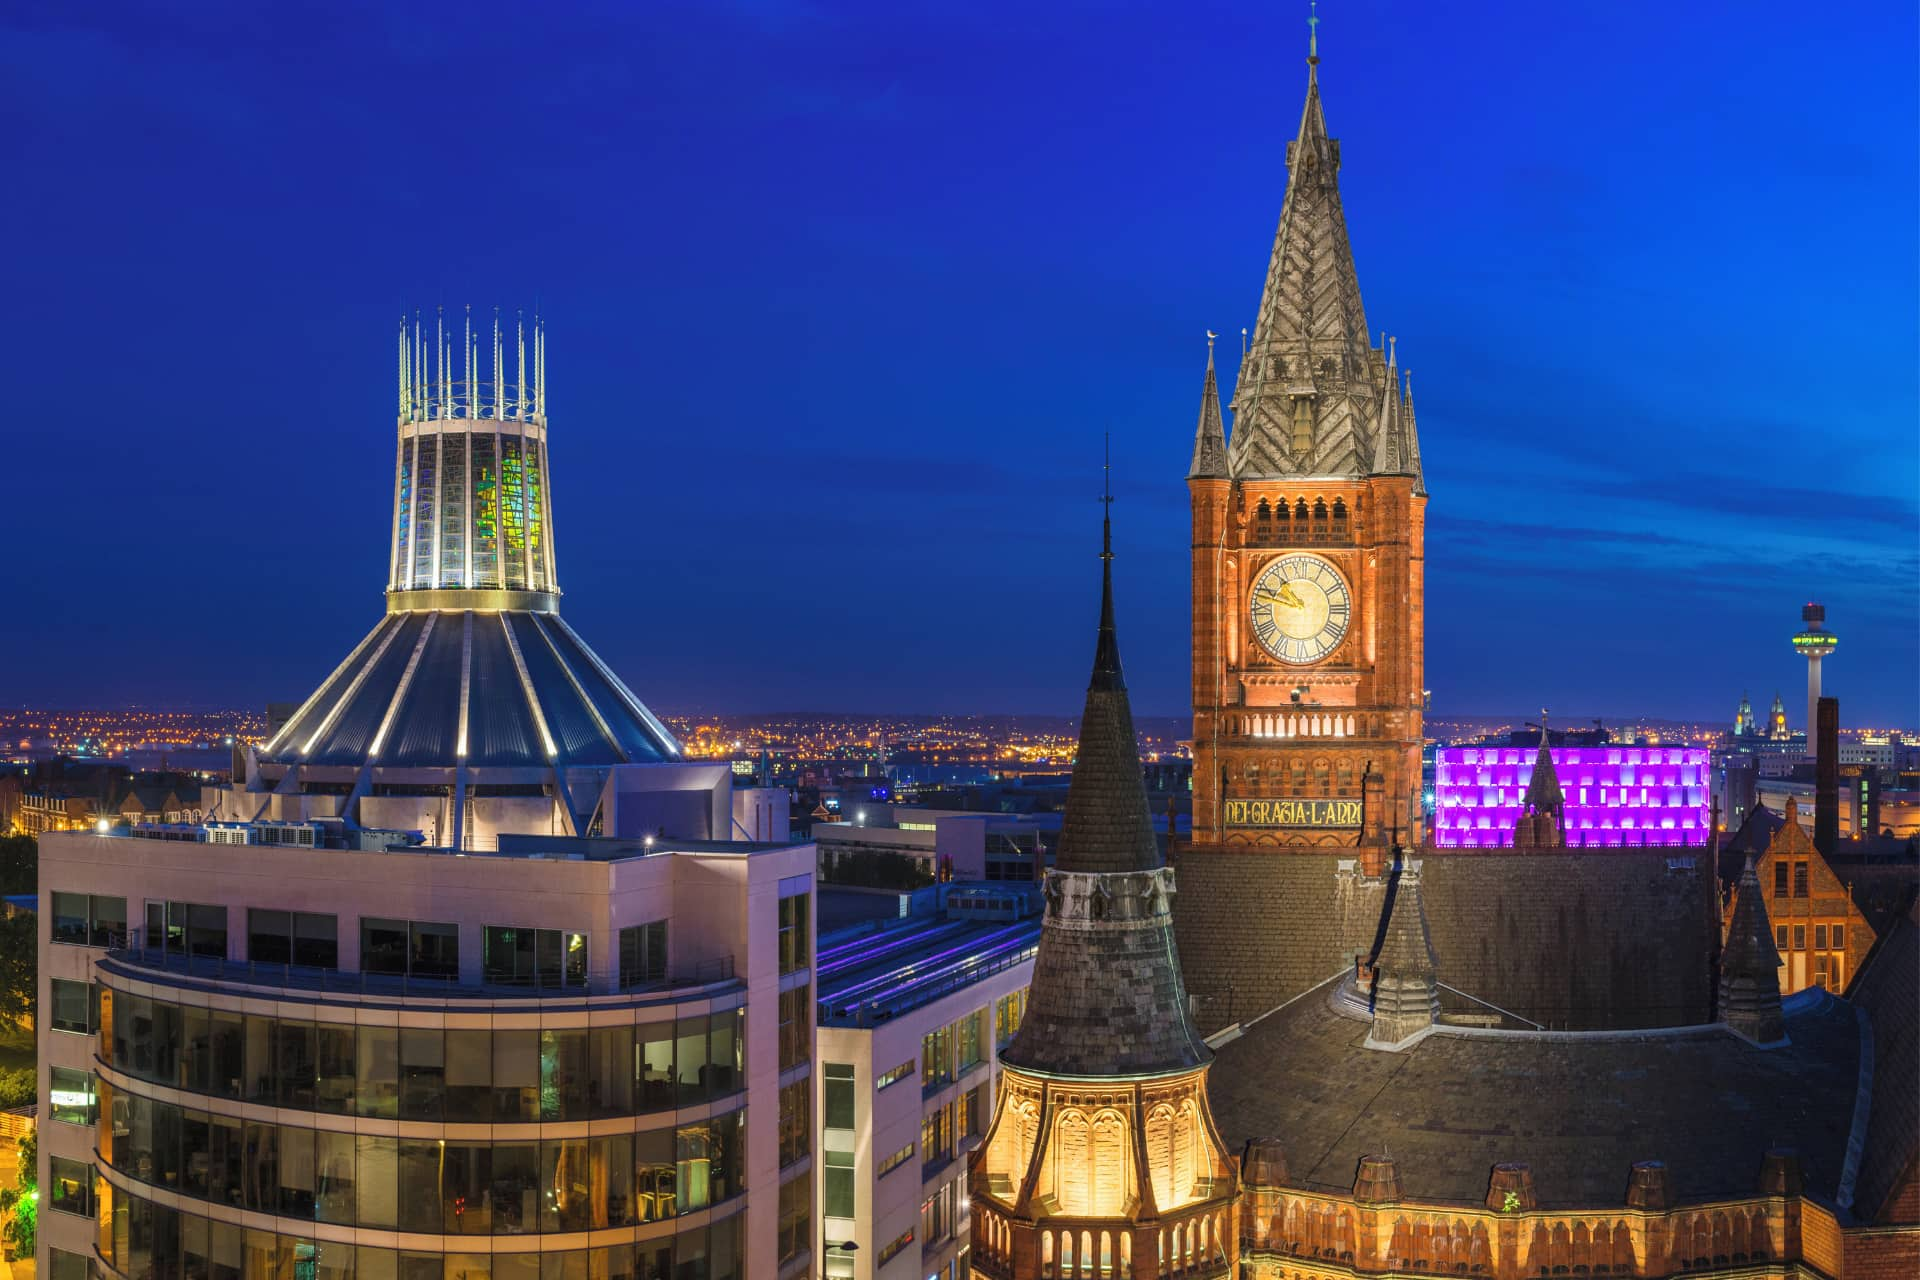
1791, 603, 1837, 747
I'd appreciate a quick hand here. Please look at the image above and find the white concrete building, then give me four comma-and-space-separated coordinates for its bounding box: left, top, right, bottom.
814, 886, 1039, 1280
40, 825, 817, 1280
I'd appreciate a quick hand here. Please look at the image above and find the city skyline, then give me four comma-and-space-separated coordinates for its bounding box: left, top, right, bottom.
4, 0, 1915, 723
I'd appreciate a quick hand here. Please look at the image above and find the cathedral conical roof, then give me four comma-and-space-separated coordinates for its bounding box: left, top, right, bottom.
1188, 335, 1229, 479
998, 492, 1210, 1079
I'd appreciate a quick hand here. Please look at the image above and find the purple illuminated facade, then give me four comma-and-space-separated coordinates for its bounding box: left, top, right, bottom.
1432, 744, 1711, 848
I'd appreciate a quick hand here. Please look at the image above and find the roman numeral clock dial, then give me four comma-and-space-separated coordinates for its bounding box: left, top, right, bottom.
1249, 553, 1351, 664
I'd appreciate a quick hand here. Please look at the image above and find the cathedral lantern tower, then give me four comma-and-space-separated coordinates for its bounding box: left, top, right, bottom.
970, 491, 1238, 1279
1189, 26, 1426, 853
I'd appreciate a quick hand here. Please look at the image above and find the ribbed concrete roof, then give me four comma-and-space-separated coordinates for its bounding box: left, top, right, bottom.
259, 610, 680, 769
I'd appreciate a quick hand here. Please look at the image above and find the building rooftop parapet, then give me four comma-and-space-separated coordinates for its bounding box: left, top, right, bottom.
99, 823, 808, 864
97, 942, 740, 1009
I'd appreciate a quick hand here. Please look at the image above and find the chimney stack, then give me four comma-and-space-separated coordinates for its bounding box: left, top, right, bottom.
1815, 696, 1839, 855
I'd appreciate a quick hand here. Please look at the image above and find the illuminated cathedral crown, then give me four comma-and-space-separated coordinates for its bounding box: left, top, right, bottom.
389, 308, 557, 612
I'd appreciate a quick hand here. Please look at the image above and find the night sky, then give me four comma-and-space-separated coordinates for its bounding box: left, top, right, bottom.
4, 1, 1915, 726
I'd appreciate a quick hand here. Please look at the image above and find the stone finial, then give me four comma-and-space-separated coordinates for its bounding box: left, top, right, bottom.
1760, 1148, 1804, 1197
1354, 1154, 1402, 1205
1626, 1160, 1672, 1210
1242, 1137, 1291, 1188
1720, 858, 1787, 1046
1486, 1163, 1537, 1212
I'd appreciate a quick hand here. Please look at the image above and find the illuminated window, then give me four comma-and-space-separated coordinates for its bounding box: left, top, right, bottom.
876, 1060, 915, 1091
878, 1229, 915, 1266
878, 1144, 915, 1179
923, 1026, 953, 1090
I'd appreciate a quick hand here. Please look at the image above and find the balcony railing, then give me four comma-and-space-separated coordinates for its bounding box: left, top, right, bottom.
102, 933, 736, 1002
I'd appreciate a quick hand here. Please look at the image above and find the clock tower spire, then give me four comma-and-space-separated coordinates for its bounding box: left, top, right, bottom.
1184, 20, 1426, 860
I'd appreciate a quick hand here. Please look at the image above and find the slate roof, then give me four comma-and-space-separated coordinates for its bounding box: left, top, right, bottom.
259, 610, 680, 769
1172, 848, 1717, 1034
1848, 896, 1919, 1223
1207, 984, 1863, 1209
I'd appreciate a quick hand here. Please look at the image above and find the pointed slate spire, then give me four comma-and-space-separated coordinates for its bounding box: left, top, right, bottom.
1188, 332, 1229, 478
1523, 719, 1565, 813
1368, 856, 1440, 1048
998, 465, 1210, 1078
1720, 856, 1787, 1046
1055, 454, 1157, 873
1402, 368, 1427, 494
1371, 337, 1404, 474
1228, 39, 1380, 480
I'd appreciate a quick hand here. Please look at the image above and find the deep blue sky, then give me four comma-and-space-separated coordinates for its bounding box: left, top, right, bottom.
3, 1, 1915, 726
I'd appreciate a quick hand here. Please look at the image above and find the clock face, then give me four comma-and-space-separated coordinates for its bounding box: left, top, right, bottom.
1249, 553, 1351, 665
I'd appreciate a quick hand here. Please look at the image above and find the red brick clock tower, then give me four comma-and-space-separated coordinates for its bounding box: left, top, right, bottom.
1187, 49, 1426, 855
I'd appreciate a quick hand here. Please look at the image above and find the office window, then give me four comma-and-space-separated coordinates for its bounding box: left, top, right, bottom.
482, 926, 587, 988
778, 891, 810, 975
777, 1170, 811, 1268
922, 1180, 956, 1247
48, 1249, 89, 1280
922, 1025, 953, 1090
619, 921, 669, 987
778, 986, 811, 1071
146, 901, 227, 958
51, 893, 128, 947
824, 1148, 855, 1219
995, 989, 1027, 1048
248, 910, 338, 968
877, 1229, 915, 1266
956, 1009, 985, 1073
1793, 861, 1809, 898
922, 1103, 954, 1172
958, 1082, 986, 1141
778, 1078, 811, 1168
361, 919, 459, 980
878, 1143, 914, 1178
49, 1156, 93, 1216
876, 1060, 914, 1091
50, 978, 93, 1034
823, 1063, 855, 1131
50, 1067, 96, 1125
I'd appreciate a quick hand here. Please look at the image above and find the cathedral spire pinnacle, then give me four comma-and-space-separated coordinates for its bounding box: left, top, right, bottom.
1308, 0, 1321, 65
1188, 331, 1230, 478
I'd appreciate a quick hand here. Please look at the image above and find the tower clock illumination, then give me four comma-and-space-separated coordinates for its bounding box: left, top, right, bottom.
1250, 552, 1350, 663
